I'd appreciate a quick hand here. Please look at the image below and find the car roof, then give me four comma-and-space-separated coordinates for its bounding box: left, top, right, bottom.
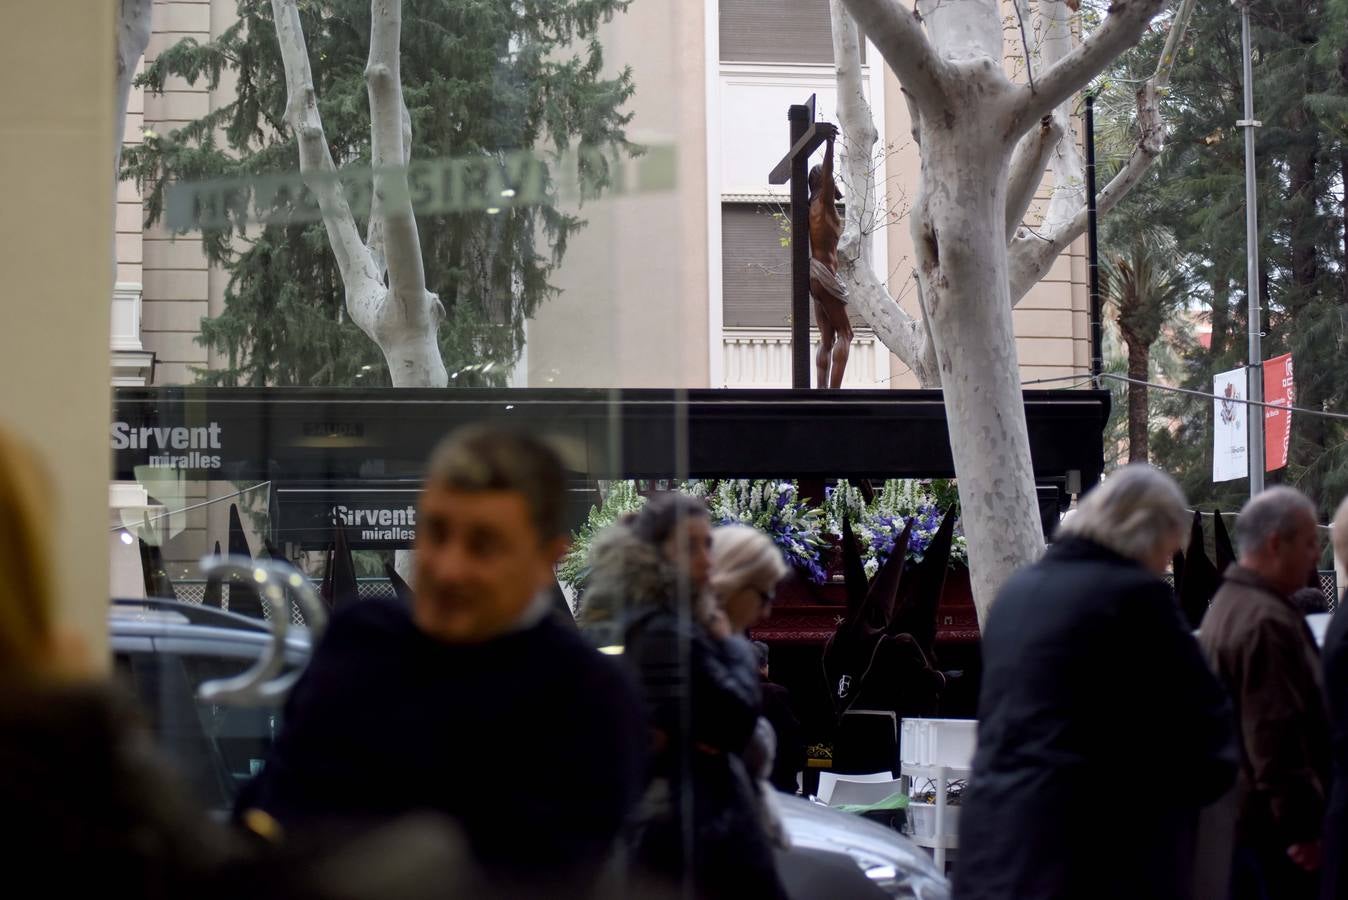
112, 597, 274, 630
110, 597, 312, 661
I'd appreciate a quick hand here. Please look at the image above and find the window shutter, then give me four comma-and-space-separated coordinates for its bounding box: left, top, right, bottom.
722, 203, 867, 329
722, 204, 792, 328
719, 0, 863, 65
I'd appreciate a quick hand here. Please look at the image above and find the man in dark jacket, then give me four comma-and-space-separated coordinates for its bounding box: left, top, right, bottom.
955, 466, 1236, 900
1200, 486, 1330, 900
237, 428, 647, 890
1320, 497, 1348, 900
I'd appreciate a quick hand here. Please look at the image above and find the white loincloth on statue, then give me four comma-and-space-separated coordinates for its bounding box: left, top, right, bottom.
810, 257, 849, 305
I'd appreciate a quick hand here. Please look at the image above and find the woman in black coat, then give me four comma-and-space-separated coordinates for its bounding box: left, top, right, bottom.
953, 466, 1237, 900
583, 493, 787, 900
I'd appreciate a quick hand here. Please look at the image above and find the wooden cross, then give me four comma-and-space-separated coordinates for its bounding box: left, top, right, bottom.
769, 94, 832, 390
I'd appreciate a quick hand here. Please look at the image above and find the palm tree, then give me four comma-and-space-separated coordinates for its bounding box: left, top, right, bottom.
1105, 239, 1189, 463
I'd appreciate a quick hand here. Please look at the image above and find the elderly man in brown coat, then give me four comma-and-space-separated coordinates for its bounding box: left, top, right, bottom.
1200, 486, 1331, 900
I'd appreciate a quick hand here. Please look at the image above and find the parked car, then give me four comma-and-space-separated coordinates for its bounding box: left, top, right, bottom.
109, 597, 948, 899
109, 598, 310, 812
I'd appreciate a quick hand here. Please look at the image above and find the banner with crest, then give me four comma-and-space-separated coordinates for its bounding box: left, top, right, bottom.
1213, 367, 1248, 483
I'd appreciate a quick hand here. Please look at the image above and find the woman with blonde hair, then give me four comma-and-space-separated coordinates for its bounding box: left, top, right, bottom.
0, 426, 83, 678
0, 425, 237, 896
709, 524, 789, 634
710, 524, 804, 797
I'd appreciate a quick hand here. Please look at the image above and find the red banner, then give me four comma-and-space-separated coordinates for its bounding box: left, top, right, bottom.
1264, 353, 1294, 472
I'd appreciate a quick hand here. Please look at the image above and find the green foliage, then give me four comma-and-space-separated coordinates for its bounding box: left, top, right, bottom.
557, 480, 644, 590
125, 0, 636, 387
1099, 0, 1348, 522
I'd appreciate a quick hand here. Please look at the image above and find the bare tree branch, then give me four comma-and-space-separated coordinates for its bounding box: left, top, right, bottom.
1007, 0, 1077, 245
271, 0, 377, 295
366, 95, 412, 280
1009, 79, 1164, 303
1005, 113, 1063, 242
1008, 0, 1193, 304
366, 0, 432, 327
269, 0, 446, 388
830, 0, 939, 386
838, 0, 950, 119
1008, 0, 1166, 138
1153, 0, 1198, 91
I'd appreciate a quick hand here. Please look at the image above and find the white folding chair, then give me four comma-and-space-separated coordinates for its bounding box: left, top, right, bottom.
816, 770, 897, 806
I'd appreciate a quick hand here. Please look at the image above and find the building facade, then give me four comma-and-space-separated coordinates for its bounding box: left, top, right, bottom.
110, 0, 1091, 585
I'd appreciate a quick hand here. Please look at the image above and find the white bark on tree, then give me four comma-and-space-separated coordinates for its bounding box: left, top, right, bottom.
1008, 0, 1195, 305
833, 2, 1195, 376
836, 0, 1167, 623
271, 0, 447, 388
829, 1, 937, 386
1005, 113, 1066, 244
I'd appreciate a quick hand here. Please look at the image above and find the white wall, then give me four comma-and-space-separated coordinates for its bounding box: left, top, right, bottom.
718, 63, 879, 197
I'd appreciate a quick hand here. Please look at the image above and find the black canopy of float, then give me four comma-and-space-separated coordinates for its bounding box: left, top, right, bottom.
112, 387, 1109, 539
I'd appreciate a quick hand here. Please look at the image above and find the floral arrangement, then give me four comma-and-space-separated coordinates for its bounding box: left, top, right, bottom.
859, 479, 968, 577
821, 479, 868, 535
556, 478, 966, 591
702, 480, 830, 585
557, 480, 646, 590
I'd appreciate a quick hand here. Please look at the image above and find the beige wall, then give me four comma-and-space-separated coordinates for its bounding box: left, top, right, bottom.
526, 1, 710, 388
2, 3, 116, 660
140, 0, 223, 388
880, 66, 1090, 389
134, 0, 237, 573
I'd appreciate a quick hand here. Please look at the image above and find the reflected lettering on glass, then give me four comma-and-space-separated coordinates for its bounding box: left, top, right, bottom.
165, 143, 677, 232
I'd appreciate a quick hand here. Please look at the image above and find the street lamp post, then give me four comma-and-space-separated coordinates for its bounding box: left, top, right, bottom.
1237, 0, 1264, 496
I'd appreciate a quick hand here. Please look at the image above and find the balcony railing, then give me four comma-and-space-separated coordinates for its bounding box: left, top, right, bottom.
721, 328, 892, 389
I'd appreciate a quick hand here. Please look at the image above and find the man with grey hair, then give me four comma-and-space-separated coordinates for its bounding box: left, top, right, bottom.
1199, 486, 1330, 899
237, 426, 646, 889
955, 465, 1235, 900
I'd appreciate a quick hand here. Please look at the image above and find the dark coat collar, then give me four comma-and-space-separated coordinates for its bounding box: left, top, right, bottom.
1046, 535, 1134, 567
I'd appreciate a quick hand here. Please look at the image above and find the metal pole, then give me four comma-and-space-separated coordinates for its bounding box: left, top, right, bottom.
789, 105, 811, 389
1238, 1, 1264, 494
1085, 95, 1103, 381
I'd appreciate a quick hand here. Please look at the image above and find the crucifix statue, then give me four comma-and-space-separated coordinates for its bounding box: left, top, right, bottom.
809, 130, 852, 388
769, 95, 851, 389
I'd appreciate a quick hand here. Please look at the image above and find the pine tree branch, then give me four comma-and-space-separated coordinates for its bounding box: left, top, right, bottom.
838, 0, 950, 119
366, 0, 432, 326
1008, 0, 1166, 138
830, 0, 938, 386
271, 0, 377, 299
